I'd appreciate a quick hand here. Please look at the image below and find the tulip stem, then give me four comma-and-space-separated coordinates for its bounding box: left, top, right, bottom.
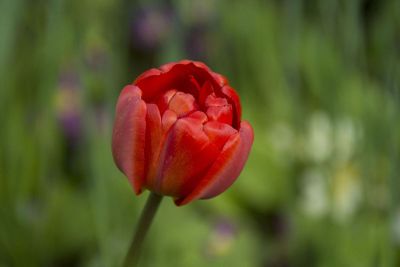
123, 192, 163, 267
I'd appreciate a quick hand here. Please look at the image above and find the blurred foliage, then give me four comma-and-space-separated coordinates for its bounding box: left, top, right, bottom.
0, 0, 399, 266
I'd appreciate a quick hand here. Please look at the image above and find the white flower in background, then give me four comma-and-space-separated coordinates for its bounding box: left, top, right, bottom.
301, 169, 328, 218
332, 166, 362, 223
335, 117, 357, 165
306, 112, 333, 163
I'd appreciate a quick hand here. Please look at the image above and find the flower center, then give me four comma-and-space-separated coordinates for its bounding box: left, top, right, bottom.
205, 94, 233, 124
168, 92, 198, 117
158, 89, 233, 125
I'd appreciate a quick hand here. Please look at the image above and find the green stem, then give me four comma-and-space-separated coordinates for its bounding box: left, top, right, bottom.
123, 192, 163, 267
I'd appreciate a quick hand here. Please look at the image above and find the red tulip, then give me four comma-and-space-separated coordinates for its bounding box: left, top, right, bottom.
112, 60, 254, 205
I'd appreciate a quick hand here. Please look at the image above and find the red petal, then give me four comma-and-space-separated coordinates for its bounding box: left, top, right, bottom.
161, 109, 178, 132
159, 61, 179, 72
203, 121, 237, 150
204, 95, 233, 125
187, 111, 208, 124
176, 121, 254, 205
165, 59, 212, 73
156, 89, 177, 113
206, 106, 233, 125
144, 104, 162, 189
189, 74, 201, 91
112, 85, 147, 194
153, 117, 220, 197
205, 94, 228, 107
185, 60, 228, 90
212, 72, 228, 87
135, 61, 220, 101
221, 85, 242, 129
134, 68, 162, 84
189, 60, 212, 72
168, 92, 198, 117
198, 81, 214, 108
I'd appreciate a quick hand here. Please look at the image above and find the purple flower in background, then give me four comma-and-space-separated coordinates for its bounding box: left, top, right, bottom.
205, 218, 237, 257
130, 6, 173, 51
55, 68, 82, 143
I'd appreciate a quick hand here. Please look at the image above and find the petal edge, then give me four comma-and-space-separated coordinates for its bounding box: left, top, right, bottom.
175, 121, 254, 205
112, 85, 147, 194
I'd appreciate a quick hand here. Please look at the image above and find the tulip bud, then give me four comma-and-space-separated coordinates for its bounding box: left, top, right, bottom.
112, 60, 254, 205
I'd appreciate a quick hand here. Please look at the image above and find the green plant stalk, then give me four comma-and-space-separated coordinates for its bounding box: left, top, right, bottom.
123, 192, 163, 267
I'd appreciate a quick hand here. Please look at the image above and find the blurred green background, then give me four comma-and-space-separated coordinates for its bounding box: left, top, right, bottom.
0, 0, 399, 266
